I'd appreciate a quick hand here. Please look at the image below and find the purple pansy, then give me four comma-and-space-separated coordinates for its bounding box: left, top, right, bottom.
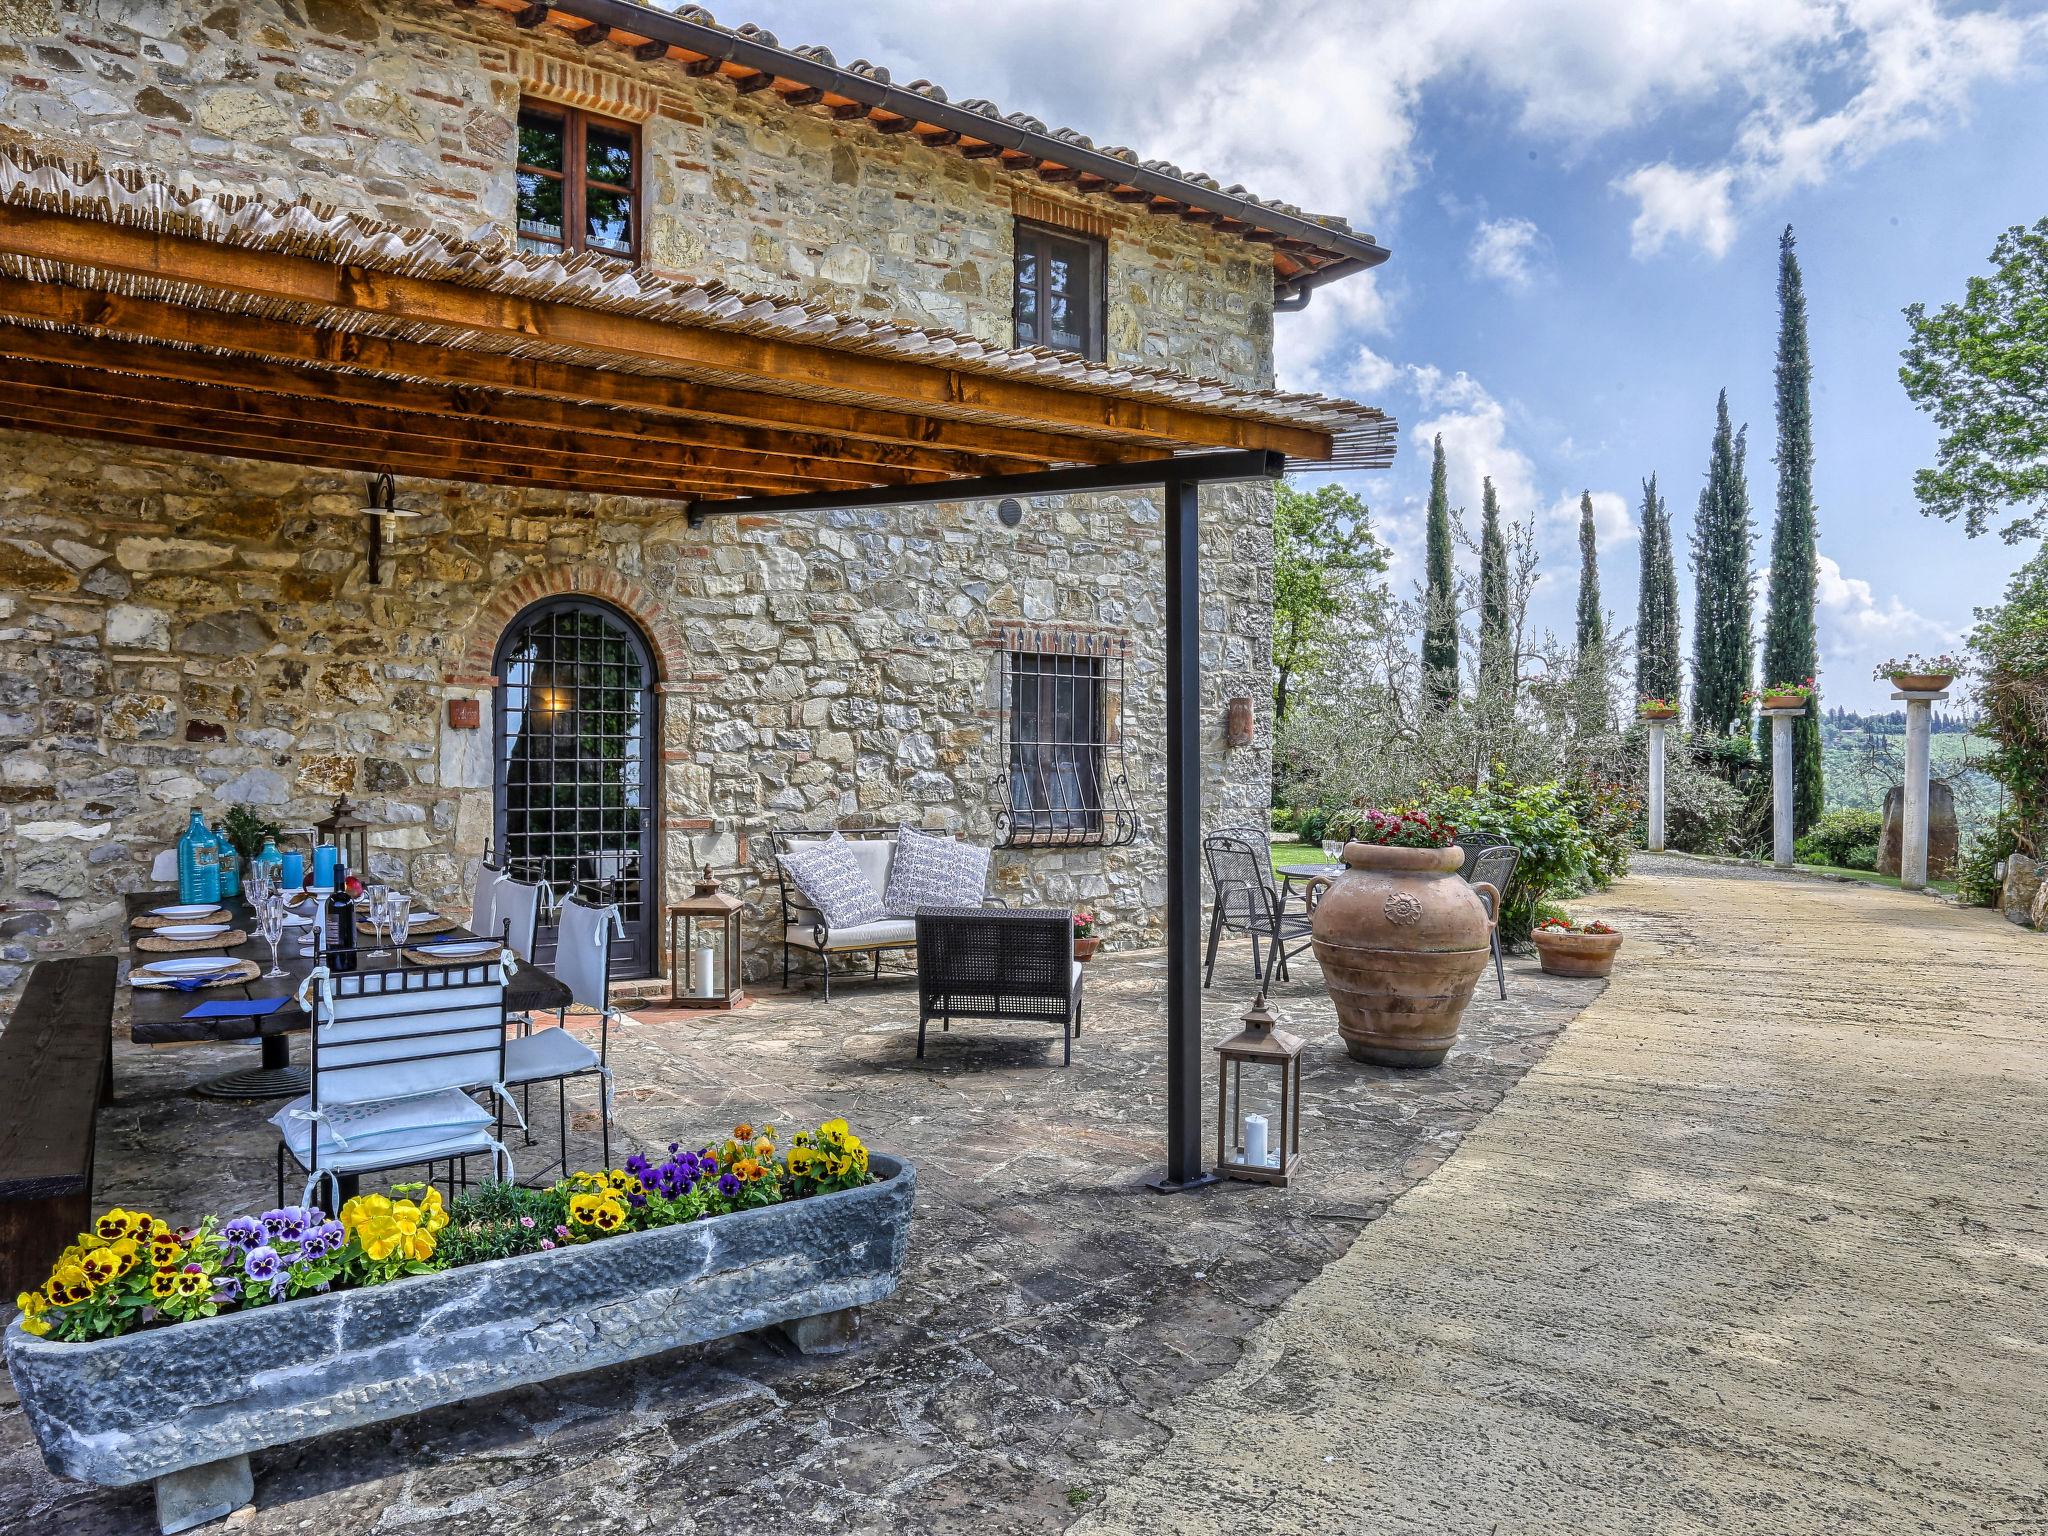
220, 1216, 264, 1255
261, 1206, 312, 1244
243, 1245, 281, 1283
717, 1173, 741, 1198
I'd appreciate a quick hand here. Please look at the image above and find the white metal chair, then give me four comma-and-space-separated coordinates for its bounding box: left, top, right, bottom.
494, 875, 546, 962
270, 959, 517, 1210
501, 892, 617, 1178
470, 861, 505, 953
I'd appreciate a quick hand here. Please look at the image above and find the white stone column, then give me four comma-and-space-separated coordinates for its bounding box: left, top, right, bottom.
1763, 707, 1801, 870
1893, 687, 1949, 891
1646, 721, 1668, 853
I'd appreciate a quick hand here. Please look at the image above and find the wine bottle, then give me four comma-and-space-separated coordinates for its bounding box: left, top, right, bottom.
329, 884, 358, 974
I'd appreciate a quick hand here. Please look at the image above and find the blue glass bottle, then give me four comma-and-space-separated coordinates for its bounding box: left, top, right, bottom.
177, 809, 221, 904
256, 837, 284, 885
214, 821, 241, 899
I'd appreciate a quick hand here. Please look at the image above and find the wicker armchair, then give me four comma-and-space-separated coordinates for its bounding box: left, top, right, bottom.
913, 908, 1083, 1067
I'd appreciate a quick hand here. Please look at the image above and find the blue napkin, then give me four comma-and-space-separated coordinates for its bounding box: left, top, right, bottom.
181, 997, 290, 1020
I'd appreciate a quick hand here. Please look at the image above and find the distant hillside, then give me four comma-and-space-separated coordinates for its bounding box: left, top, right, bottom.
1820, 709, 1998, 841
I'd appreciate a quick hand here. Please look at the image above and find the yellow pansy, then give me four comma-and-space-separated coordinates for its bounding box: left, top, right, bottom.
787, 1146, 816, 1176
15, 1292, 49, 1337
95, 1208, 144, 1241
79, 1249, 120, 1288
107, 1237, 141, 1276
149, 1231, 184, 1269
751, 1138, 775, 1159
173, 1271, 208, 1298
149, 1270, 179, 1300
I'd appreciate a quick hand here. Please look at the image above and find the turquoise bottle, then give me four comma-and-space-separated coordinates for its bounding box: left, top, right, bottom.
214, 821, 241, 899
255, 837, 284, 885
177, 808, 221, 904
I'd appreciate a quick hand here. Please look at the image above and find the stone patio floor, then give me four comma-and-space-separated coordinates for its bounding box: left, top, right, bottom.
0, 917, 1601, 1534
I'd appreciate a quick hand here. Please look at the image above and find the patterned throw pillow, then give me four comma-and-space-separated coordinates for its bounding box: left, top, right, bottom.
884, 826, 992, 917
780, 834, 886, 930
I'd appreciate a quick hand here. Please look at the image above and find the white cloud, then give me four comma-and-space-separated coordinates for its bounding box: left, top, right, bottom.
1468, 216, 1547, 287
1615, 164, 1739, 259
1273, 274, 1393, 396
1815, 554, 1952, 654
1544, 489, 1639, 553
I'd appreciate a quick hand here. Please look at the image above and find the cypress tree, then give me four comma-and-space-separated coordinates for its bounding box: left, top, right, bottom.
1759, 226, 1824, 832
1573, 490, 1607, 732
1422, 433, 1459, 709
1690, 390, 1755, 736
1635, 475, 1681, 703
1478, 475, 1511, 700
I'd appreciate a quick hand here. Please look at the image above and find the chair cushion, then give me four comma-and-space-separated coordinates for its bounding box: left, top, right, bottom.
884, 826, 991, 917
504, 1026, 601, 1085
270, 1088, 494, 1162
785, 917, 917, 951
779, 834, 887, 929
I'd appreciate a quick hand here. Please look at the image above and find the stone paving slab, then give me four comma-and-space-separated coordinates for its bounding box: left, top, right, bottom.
1071, 856, 2048, 1536
0, 934, 1597, 1534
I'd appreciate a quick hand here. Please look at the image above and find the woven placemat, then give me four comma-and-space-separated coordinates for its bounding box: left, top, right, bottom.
361, 913, 458, 938
136, 929, 249, 954
130, 958, 261, 990
401, 944, 505, 966
131, 908, 230, 930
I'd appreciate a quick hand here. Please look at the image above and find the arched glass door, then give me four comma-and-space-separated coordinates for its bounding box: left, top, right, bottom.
493, 597, 657, 978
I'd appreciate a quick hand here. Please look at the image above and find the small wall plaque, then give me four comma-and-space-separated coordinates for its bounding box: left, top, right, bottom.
447, 698, 481, 731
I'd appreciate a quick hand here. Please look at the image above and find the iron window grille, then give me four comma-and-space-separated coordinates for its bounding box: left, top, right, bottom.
994, 626, 1137, 849
516, 102, 640, 262
1013, 219, 1105, 362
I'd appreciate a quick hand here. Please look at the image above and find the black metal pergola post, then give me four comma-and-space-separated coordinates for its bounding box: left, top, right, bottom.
692, 450, 1283, 1191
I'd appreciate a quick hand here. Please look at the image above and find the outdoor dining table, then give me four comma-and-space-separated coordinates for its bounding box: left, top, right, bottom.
1276, 861, 1344, 904
122, 891, 573, 1100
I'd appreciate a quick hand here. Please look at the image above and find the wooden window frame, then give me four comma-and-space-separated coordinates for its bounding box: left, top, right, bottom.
516, 100, 642, 263
1013, 218, 1106, 362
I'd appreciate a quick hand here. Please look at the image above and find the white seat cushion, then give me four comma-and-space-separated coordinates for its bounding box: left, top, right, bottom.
1073, 962, 1084, 992
504, 1025, 601, 1085
785, 917, 917, 951
271, 1088, 495, 1163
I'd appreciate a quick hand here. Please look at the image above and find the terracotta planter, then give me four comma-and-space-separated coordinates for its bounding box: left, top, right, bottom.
1073, 936, 1099, 962
1638, 706, 1678, 723
1886, 672, 1954, 694
1532, 928, 1623, 978
1762, 693, 1808, 712
1309, 843, 1489, 1068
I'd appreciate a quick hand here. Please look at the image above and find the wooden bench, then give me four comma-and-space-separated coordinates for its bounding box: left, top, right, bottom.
0, 956, 116, 1298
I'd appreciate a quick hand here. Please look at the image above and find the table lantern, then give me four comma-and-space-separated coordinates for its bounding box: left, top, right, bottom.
316, 793, 375, 882
1214, 991, 1305, 1185
667, 866, 745, 1009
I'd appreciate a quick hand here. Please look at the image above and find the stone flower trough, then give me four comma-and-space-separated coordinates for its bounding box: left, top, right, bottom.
5, 1156, 914, 1534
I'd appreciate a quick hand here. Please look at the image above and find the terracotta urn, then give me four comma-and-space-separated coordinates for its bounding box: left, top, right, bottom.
1531, 928, 1623, 978
1762, 692, 1807, 712
1887, 672, 1954, 694
1073, 936, 1100, 962
1309, 843, 1490, 1068
1638, 704, 1678, 722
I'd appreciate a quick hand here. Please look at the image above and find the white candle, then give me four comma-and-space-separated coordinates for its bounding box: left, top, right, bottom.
694, 936, 719, 999
1242, 1113, 1268, 1169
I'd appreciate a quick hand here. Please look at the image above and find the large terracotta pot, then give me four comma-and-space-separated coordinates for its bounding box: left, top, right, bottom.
1532, 928, 1623, 978
1309, 843, 1490, 1068
1887, 672, 1954, 694
1762, 692, 1807, 712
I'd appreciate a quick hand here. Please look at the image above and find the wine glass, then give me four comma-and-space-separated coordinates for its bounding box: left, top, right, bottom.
259, 893, 288, 980
387, 892, 413, 956
1322, 838, 1343, 867
365, 884, 391, 957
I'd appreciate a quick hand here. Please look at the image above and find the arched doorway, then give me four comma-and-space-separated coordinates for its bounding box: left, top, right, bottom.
493, 596, 659, 978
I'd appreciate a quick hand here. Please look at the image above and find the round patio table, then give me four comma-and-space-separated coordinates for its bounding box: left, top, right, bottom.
1276, 861, 1343, 912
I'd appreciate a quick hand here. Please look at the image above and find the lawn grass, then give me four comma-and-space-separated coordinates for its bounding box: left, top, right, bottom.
1793, 860, 1959, 897
1268, 840, 1335, 877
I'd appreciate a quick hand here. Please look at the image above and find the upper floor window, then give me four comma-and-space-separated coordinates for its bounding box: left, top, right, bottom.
1013, 220, 1104, 361
517, 103, 639, 261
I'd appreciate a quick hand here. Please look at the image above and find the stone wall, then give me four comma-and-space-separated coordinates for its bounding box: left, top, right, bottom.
0, 0, 1274, 387
0, 428, 1273, 990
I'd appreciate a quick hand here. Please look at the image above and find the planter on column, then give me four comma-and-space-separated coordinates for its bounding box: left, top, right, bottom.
1761, 706, 1804, 869
1891, 685, 1950, 891
1638, 703, 1676, 852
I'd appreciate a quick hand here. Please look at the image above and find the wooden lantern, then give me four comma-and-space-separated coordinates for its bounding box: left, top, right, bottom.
1214, 992, 1305, 1185
667, 866, 745, 1009
317, 793, 374, 881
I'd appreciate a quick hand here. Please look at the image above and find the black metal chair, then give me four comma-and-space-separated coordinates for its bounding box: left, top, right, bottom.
1465, 844, 1519, 1000
913, 907, 1082, 1067
1202, 827, 1314, 987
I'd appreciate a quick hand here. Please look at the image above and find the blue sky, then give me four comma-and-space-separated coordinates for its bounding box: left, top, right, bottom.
729, 0, 2047, 709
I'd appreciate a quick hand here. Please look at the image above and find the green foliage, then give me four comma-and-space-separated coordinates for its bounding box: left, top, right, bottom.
1423, 775, 1595, 944
1957, 816, 2021, 907
1272, 480, 1388, 723
1795, 808, 1883, 871
1423, 434, 1459, 710
1760, 226, 1825, 835
1971, 545, 2048, 846
436, 1183, 572, 1268
1561, 772, 1638, 889
1900, 216, 2048, 542
1635, 475, 1681, 705
1573, 491, 1607, 735
1691, 392, 1755, 737
1478, 476, 1512, 700
220, 807, 283, 861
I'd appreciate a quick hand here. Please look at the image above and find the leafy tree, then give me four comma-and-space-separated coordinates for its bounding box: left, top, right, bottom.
1572, 490, 1607, 733
1900, 216, 2048, 542
1422, 433, 1459, 710
1634, 474, 1681, 703
1690, 391, 1755, 737
1971, 544, 2048, 844
1477, 476, 1511, 699
1271, 480, 1389, 723
1760, 225, 1824, 833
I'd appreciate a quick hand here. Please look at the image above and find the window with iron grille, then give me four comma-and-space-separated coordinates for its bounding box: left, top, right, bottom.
516, 102, 639, 261
1013, 220, 1105, 361
995, 629, 1137, 848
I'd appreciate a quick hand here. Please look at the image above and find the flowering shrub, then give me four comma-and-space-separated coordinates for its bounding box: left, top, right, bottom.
1330, 805, 1458, 848
1072, 910, 1096, 939
18, 1119, 876, 1343
1424, 775, 1593, 945
1873, 652, 1966, 682
1637, 696, 1679, 715
1535, 918, 1618, 936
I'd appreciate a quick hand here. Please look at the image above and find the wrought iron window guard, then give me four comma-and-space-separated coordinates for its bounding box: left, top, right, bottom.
993, 625, 1138, 849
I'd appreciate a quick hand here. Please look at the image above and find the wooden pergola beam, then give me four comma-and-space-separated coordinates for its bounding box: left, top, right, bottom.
0, 280, 1151, 468
0, 205, 1335, 461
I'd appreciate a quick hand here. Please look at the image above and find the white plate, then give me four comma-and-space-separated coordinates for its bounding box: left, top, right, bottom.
135, 957, 239, 978
405, 910, 439, 922
413, 939, 498, 958
149, 904, 219, 919
154, 923, 230, 941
